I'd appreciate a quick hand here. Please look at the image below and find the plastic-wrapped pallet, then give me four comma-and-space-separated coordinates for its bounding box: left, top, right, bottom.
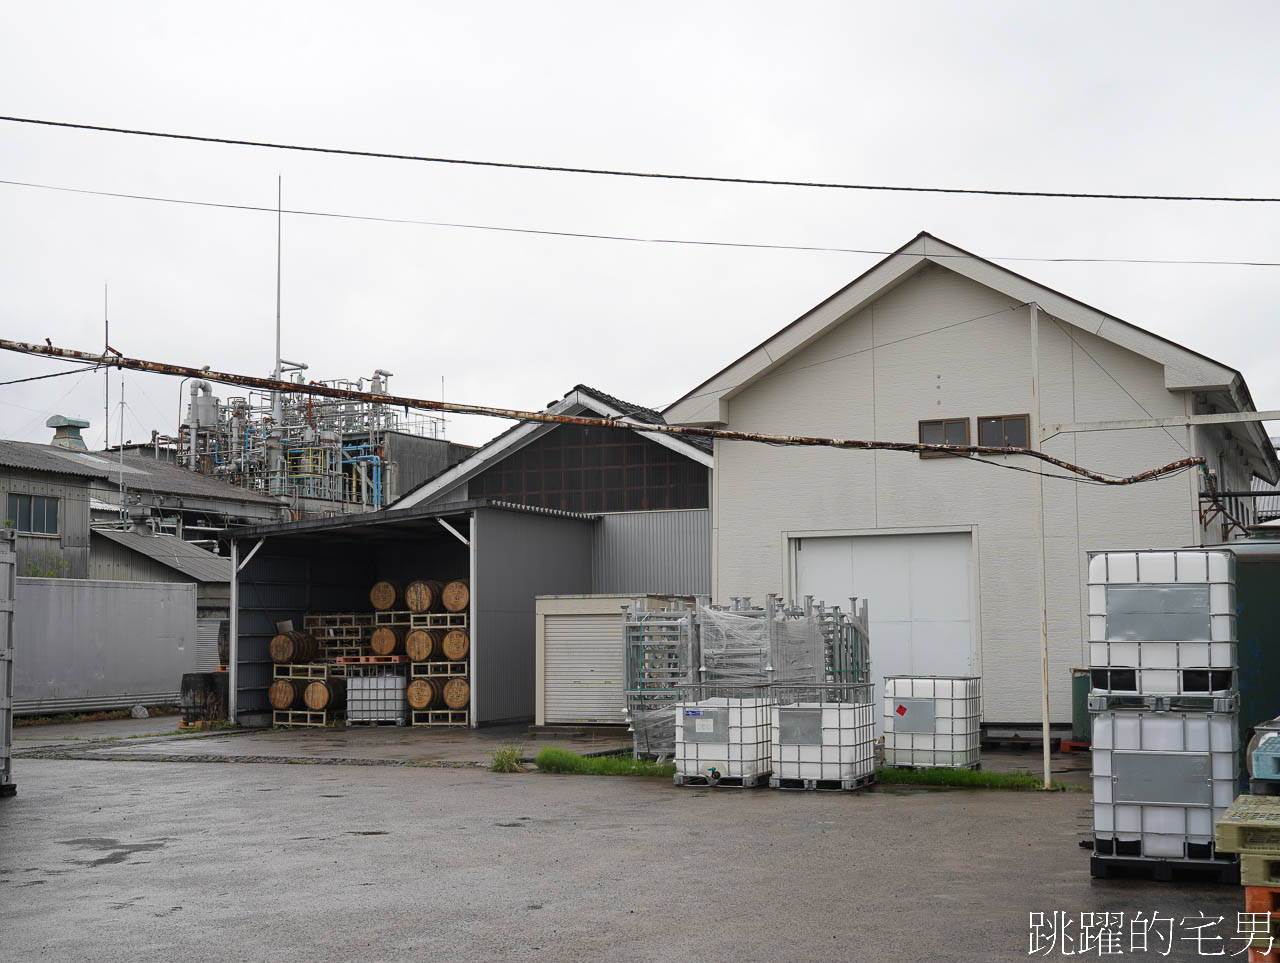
346, 672, 407, 725
1091, 708, 1238, 859
770, 684, 875, 789
673, 689, 773, 786
883, 676, 981, 769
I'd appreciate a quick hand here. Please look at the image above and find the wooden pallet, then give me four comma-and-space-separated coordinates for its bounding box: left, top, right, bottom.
336, 654, 409, 665
410, 709, 469, 727
373, 610, 412, 626
409, 661, 468, 678
304, 613, 375, 628
673, 771, 770, 789
273, 710, 327, 728
1089, 854, 1239, 884
273, 663, 328, 680
409, 612, 468, 629
319, 645, 366, 659
769, 772, 876, 792
310, 626, 368, 642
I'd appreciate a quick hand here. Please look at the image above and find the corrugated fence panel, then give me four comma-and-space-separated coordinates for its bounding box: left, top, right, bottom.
196, 618, 221, 671
591, 509, 711, 596
12, 577, 196, 714
544, 613, 626, 724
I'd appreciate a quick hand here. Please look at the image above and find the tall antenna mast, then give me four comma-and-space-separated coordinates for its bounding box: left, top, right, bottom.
274, 174, 282, 383
103, 283, 109, 450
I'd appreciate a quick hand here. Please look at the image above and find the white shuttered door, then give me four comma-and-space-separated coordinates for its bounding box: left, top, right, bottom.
544, 613, 625, 724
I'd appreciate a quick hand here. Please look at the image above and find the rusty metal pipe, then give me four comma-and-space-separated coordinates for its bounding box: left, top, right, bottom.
0, 337, 1205, 486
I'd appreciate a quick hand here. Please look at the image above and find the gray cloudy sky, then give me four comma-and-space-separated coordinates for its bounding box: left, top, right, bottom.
2, 2, 1278, 450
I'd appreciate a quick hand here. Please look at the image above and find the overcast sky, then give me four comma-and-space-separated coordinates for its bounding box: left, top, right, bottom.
2, 2, 1278, 451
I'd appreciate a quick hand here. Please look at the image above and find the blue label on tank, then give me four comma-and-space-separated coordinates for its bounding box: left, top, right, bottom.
684, 710, 702, 717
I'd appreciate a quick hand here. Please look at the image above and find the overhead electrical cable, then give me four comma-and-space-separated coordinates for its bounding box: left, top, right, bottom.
2, 114, 1278, 203
1, 176, 1277, 268
0, 337, 1206, 487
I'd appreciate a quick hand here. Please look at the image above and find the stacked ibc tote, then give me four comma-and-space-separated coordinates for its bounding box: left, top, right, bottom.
1088, 549, 1240, 882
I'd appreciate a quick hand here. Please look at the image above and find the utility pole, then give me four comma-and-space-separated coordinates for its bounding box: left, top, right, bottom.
1031, 302, 1051, 791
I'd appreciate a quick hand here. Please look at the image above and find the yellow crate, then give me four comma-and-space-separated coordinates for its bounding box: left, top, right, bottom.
1215, 795, 1280, 855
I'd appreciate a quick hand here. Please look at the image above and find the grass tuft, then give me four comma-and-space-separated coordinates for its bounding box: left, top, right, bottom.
534, 747, 676, 777
877, 766, 1081, 791
490, 743, 525, 773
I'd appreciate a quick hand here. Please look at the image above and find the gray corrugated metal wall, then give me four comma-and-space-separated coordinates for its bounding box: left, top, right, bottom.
474, 508, 593, 724
0, 469, 91, 579
590, 509, 711, 595
12, 577, 196, 714
1, 531, 15, 793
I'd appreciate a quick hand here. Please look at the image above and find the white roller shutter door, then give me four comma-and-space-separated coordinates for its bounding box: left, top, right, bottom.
544, 613, 625, 724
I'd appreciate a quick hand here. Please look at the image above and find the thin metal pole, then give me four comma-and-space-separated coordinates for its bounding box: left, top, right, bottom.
1031, 302, 1051, 790
229, 538, 239, 725
103, 284, 109, 450
274, 175, 282, 382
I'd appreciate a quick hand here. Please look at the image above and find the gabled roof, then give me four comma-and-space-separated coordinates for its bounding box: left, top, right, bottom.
663, 231, 1278, 479
394, 385, 713, 511
91, 528, 232, 582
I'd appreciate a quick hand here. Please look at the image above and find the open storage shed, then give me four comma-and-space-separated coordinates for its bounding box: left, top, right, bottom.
224, 497, 708, 728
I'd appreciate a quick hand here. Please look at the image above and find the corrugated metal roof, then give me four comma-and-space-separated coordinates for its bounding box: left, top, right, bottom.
0, 439, 113, 479
91, 528, 232, 582
574, 384, 713, 453
0, 439, 282, 506
1252, 472, 1280, 521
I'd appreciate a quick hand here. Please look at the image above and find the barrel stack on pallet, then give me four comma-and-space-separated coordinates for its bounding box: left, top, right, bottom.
1088, 549, 1240, 883
345, 577, 471, 727
267, 628, 346, 728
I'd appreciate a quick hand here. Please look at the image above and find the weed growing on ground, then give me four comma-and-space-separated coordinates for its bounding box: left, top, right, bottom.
877, 766, 1081, 791
534, 748, 675, 777
490, 743, 525, 773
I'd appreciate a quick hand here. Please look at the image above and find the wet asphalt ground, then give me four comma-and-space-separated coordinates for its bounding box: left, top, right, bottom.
0, 723, 1246, 962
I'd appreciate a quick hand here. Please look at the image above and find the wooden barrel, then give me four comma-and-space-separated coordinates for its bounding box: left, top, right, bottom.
442, 677, 470, 710
441, 579, 470, 613
369, 625, 405, 656
406, 677, 446, 710
369, 579, 400, 611
404, 579, 445, 613
304, 678, 346, 711
441, 629, 470, 661
405, 628, 443, 662
268, 678, 308, 709
268, 631, 319, 665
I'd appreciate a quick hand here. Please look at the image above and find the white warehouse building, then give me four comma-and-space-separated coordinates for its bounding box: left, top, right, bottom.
664, 232, 1277, 728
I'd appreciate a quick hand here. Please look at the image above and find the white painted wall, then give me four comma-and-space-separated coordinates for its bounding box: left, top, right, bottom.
707, 262, 1227, 723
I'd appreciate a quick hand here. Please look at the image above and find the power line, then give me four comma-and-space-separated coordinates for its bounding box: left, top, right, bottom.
3, 114, 1279, 204
0, 362, 103, 387
2, 175, 1278, 268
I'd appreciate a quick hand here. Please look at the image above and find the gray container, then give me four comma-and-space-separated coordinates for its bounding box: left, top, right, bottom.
1, 530, 16, 797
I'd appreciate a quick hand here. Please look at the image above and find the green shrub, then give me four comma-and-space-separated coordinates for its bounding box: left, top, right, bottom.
490, 743, 524, 773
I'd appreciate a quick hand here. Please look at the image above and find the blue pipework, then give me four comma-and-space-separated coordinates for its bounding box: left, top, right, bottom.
342, 445, 384, 509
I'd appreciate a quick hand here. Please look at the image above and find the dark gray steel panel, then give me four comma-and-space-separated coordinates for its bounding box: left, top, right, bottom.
778, 707, 823, 744
1113, 751, 1213, 805
683, 706, 728, 743
893, 698, 936, 734
474, 508, 593, 724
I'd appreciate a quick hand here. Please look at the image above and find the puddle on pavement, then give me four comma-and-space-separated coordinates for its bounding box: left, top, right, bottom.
57, 837, 170, 867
